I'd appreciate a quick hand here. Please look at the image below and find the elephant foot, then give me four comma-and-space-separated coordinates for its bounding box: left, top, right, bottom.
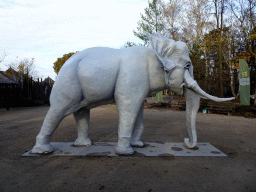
31, 143, 54, 154
130, 140, 144, 147
73, 138, 92, 146
115, 145, 134, 155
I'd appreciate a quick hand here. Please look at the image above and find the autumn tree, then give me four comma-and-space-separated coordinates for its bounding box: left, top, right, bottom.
6, 58, 40, 79
125, 0, 256, 99
161, 0, 183, 41
53, 52, 76, 75
181, 0, 213, 43
203, 27, 233, 96
175, 0, 213, 91
229, 0, 256, 104
18, 58, 37, 78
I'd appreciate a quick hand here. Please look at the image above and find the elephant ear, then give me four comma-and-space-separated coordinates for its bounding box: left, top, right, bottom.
148, 33, 177, 72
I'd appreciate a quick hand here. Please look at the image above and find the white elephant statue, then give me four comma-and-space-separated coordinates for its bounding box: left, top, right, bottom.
31, 33, 234, 155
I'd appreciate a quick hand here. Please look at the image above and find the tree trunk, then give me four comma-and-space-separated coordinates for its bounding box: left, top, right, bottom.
218, 36, 224, 98
254, 57, 256, 105
215, 0, 224, 98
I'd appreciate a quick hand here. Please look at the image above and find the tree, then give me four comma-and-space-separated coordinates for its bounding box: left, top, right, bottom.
212, 0, 228, 97
133, 0, 164, 101
203, 27, 234, 96
177, 0, 213, 91
123, 41, 138, 48
129, 0, 253, 98
133, 0, 164, 46
0, 51, 8, 70
189, 42, 206, 84
229, 0, 256, 104
230, 0, 256, 60
6, 58, 40, 79
53, 52, 76, 75
161, 0, 183, 41
18, 58, 38, 78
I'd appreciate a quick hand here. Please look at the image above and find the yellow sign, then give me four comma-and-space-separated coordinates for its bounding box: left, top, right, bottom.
242, 72, 248, 77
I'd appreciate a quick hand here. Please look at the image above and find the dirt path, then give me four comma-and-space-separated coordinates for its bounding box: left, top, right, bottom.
0, 105, 255, 192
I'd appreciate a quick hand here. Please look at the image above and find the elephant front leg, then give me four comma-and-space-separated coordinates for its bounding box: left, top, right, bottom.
73, 108, 92, 146
115, 96, 144, 155
131, 103, 145, 147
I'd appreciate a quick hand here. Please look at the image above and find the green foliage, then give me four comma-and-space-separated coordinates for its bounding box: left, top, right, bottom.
53, 52, 76, 74
123, 41, 138, 48
189, 42, 206, 81
133, 0, 164, 46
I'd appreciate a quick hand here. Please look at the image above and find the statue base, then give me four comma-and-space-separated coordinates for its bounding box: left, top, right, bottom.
23, 142, 227, 157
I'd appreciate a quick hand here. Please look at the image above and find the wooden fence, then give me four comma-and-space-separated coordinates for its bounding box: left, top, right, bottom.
0, 77, 53, 110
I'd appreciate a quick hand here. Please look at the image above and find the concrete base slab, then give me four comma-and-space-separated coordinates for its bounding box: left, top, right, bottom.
23, 142, 227, 157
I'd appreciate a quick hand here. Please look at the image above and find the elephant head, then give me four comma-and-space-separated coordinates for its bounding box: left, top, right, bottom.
149, 33, 234, 148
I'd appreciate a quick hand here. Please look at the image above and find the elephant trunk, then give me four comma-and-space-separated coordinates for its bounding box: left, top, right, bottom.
182, 69, 235, 148
184, 87, 200, 148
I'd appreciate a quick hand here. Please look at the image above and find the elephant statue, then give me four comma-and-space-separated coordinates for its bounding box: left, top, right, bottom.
31, 33, 234, 155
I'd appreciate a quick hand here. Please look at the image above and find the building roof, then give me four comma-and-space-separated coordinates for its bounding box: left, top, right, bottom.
43, 76, 55, 84
0, 71, 19, 84
6, 67, 19, 74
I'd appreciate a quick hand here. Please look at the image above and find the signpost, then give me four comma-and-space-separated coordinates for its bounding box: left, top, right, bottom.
239, 59, 250, 105
156, 91, 163, 102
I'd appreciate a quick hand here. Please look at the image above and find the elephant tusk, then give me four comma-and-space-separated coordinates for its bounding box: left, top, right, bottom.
180, 83, 186, 88
183, 70, 235, 102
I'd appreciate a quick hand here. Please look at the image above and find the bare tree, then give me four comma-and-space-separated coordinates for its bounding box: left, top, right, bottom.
18, 58, 37, 78
161, 0, 183, 40
0, 51, 8, 64
230, 0, 256, 57
182, 0, 214, 88
6, 58, 41, 79
181, 0, 214, 43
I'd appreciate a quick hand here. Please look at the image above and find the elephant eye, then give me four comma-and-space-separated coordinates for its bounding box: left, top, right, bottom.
184, 62, 191, 69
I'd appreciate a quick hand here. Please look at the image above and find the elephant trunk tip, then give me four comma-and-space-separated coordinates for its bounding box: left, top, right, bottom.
184, 137, 197, 148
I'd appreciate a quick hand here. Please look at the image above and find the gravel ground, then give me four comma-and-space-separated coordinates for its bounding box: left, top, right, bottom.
0, 105, 255, 192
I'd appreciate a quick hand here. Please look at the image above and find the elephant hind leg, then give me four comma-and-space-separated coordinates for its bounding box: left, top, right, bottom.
31, 106, 66, 154
32, 93, 83, 154
73, 108, 92, 146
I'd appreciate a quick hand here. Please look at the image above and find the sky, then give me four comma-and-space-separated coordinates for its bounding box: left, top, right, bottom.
0, 0, 148, 80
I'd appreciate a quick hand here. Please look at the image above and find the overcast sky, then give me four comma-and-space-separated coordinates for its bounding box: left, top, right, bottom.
0, 0, 148, 80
